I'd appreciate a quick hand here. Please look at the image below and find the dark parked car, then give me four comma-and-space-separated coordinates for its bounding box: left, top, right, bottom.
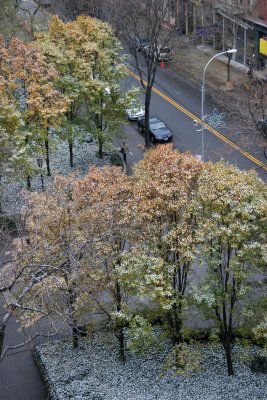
137, 116, 173, 143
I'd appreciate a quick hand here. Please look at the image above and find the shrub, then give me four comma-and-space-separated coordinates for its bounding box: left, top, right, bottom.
0, 213, 20, 231
110, 152, 123, 167
250, 355, 267, 374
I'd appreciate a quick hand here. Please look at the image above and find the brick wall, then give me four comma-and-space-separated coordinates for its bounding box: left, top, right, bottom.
254, 0, 267, 22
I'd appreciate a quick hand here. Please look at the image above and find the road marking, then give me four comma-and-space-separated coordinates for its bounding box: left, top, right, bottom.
127, 68, 267, 172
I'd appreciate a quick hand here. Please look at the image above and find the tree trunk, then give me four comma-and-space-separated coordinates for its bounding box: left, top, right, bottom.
144, 86, 152, 148
68, 285, 79, 349
165, 300, 182, 345
227, 60, 231, 83
118, 327, 125, 362
0, 176, 2, 214
26, 176, 31, 190
166, 311, 176, 345
98, 138, 103, 158
173, 301, 182, 342
171, 266, 183, 344
45, 139, 51, 177
224, 341, 234, 376
72, 324, 79, 349
0, 325, 5, 357
68, 138, 74, 168
115, 279, 126, 362
24, 134, 31, 188
0, 311, 12, 357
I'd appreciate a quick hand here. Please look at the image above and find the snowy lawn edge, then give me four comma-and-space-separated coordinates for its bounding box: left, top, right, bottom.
34, 332, 267, 400
33, 344, 59, 400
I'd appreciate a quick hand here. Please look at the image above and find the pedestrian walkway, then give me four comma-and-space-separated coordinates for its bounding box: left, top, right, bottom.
173, 42, 267, 90
0, 296, 47, 400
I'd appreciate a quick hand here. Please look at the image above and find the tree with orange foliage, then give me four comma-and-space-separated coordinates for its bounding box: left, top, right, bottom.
23, 174, 96, 348
23, 166, 132, 355
74, 165, 132, 360
0, 35, 69, 186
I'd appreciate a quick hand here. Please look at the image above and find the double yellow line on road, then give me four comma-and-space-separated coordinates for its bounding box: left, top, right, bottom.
127, 68, 267, 172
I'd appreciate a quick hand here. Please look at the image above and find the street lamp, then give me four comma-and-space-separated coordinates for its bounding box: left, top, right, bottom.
201, 48, 237, 161
36, 158, 44, 191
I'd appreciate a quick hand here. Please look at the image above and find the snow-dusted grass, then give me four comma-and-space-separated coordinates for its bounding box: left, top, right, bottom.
35, 333, 267, 400
2, 137, 114, 215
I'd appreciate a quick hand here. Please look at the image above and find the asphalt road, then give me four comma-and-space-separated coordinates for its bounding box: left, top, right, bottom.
123, 57, 267, 181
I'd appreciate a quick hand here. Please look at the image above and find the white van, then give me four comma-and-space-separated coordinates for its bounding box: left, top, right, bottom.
156, 46, 172, 62
145, 45, 172, 62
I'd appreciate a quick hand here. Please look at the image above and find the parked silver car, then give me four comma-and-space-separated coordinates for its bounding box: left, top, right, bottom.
126, 103, 145, 121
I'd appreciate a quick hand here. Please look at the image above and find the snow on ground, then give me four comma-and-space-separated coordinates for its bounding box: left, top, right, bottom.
36, 333, 267, 400
2, 137, 113, 215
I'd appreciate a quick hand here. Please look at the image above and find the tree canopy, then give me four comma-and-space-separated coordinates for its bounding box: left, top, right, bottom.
37, 15, 132, 161
2, 147, 264, 377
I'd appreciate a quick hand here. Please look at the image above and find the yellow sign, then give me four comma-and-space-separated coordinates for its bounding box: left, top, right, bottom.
259, 37, 267, 55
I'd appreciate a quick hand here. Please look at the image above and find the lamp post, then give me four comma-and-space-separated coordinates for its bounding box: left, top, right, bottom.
36, 158, 44, 191
201, 49, 237, 161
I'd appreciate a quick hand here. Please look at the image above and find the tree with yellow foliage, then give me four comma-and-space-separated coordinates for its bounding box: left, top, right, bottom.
192, 162, 267, 376
118, 145, 204, 347
37, 15, 131, 163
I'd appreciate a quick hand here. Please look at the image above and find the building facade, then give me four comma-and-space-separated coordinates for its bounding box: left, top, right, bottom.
168, 0, 267, 67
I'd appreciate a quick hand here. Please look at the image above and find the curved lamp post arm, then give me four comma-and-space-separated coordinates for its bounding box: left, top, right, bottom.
201, 49, 237, 161
202, 51, 234, 87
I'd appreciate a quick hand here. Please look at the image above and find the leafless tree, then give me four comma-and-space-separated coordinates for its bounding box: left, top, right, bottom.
33, 0, 108, 21
211, 75, 267, 160
246, 78, 267, 155
113, 0, 181, 147
18, 1, 44, 38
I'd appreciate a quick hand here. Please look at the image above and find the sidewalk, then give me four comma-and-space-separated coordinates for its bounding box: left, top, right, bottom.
197, 45, 266, 83
0, 295, 47, 400
174, 42, 267, 89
